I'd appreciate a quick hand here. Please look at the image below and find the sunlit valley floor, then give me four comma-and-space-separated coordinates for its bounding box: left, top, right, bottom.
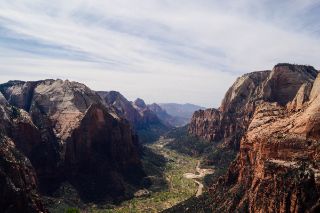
106, 137, 200, 213
44, 127, 228, 213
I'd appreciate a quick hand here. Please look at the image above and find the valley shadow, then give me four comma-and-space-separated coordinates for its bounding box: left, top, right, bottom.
140, 146, 169, 193
39, 146, 167, 210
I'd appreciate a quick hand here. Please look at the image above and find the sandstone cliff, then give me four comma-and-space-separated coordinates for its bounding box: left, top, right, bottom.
169, 64, 320, 212
189, 64, 318, 149
207, 69, 320, 212
0, 79, 145, 209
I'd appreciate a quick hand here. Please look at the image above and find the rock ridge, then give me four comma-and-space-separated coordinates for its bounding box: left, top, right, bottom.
0, 79, 146, 211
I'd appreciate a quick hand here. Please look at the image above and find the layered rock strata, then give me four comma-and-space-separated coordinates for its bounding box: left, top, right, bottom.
0, 79, 145, 210
176, 64, 320, 212
189, 64, 318, 149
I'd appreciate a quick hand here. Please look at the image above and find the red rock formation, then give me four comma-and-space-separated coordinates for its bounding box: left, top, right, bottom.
65, 103, 144, 201
0, 79, 145, 206
189, 64, 318, 149
188, 108, 220, 141
185, 64, 320, 212
212, 94, 320, 212
165, 64, 319, 213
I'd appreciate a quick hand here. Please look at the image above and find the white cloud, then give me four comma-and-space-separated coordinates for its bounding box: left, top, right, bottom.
0, 0, 319, 107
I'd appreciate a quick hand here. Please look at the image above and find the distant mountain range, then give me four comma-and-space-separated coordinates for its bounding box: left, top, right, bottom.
97, 91, 170, 143
97, 91, 204, 130
158, 103, 205, 126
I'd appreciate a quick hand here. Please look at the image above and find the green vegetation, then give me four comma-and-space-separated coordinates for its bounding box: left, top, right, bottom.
165, 126, 211, 156
92, 137, 199, 213
45, 126, 235, 213
10, 106, 21, 119
65, 208, 80, 213
137, 124, 169, 143
137, 129, 161, 144
165, 126, 237, 188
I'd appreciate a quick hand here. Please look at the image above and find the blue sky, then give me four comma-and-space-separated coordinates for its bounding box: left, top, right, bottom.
0, 0, 320, 107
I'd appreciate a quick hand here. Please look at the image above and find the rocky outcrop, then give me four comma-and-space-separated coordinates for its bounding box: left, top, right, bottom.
97, 91, 142, 128
65, 103, 144, 201
0, 136, 47, 213
188, 108, 221, 142
147, 103, 171, 126
0, 97, 47, 212
189, 64, 318, 149
134, 98, 147, 109
98, 91, 170, 142
208, 85, 320, 212
0, 89, 59, 193
0, 79, 145, 207
98, 91, 165, 129
132, 98, 164, 127
173, 64, 320, 212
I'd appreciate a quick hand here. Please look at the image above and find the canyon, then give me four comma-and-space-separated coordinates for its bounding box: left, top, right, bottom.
167, 63, 320, 212
0, 63, 319, 213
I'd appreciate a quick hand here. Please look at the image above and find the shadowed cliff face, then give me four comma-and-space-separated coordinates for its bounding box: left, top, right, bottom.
98, 91, 170, 143
0, 136, 47, 213
98, 91, 168, 131
179, 64, 320, 212
147, 103, 190, 127
97, 91, 143, 129
65, 103, 144, 202
0, 96, 47, 212
0, 79, 145, 210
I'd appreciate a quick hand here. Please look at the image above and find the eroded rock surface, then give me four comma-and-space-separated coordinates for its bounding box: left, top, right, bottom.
189, 64, 318, 149
0, 136, 47, 213
174, 64, 320, 213
0, 79, 145, 209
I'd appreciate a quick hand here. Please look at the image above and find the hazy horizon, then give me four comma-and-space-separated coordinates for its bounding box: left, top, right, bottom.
1, 0, 320, 107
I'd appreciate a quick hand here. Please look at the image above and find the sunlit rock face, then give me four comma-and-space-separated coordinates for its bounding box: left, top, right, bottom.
0, 79, 145, 208
188, 64, 320, 212
221, 98, 320, 212
189, 64, 318, 149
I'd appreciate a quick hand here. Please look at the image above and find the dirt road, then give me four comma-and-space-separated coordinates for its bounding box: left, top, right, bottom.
183, 161, 214, 197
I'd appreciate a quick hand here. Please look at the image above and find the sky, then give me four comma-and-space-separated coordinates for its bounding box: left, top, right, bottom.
0, 0, 320, 107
